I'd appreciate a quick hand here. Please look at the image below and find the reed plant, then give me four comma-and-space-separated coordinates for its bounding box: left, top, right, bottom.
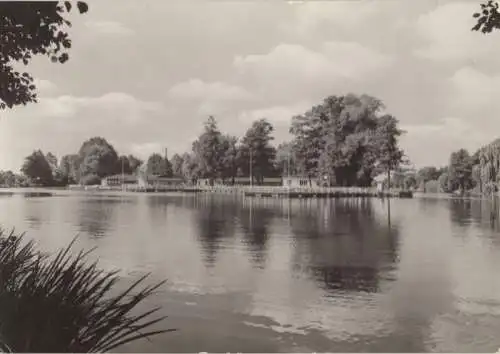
0, 228, 174, 352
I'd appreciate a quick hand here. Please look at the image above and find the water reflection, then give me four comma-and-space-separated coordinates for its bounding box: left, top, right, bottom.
191, 196, 238, 268
287, 198, 400, 294
238, 198, 273, 269
451, 197, 500, 232
77, 197, 120, 238
5, 192, 500, 352
23, 198, 51, 230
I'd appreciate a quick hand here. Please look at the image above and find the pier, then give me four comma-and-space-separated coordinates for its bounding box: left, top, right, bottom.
67, 184, 413, 199
193, 185, 412, 199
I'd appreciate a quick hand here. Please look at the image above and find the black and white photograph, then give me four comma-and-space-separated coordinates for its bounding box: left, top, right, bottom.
1, 0, 500, 352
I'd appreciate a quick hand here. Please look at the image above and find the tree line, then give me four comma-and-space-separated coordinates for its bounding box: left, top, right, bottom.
385, 138, 500, 196
15, 93, 406, 187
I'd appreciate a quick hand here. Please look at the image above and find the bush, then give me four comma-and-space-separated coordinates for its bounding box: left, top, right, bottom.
0, 229, 174, 352
80, 173, 101, 185
424, 179, 439, 193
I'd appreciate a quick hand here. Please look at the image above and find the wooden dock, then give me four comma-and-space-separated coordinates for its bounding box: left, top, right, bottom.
241, 187, 412, 199
72, 184, 413, 199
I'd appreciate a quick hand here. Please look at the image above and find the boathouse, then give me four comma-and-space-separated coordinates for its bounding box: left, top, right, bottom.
282, 176, 313, 188
101, 174, 137, 187
137, 174, 184, 188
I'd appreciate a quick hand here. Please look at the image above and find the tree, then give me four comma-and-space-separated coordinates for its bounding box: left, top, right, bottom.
146, 153, 172, 177
180, 152, 199, 183
59, 154, 81, 184
238, 119, 276, 185
438, 172, 451, 193
448, 149, 473, 193
21, 150, 53, 186
416, 166, 441, 192
127, 155, 143, 173
219, 135, 239, 184
163, 156, 173, 178
472, 1, 500, 34
45, 152, 58, 171
192, 116, 223, 182
0, 170, 25, 187
372, 114, 405, 189
0, 1, 88, 110
170, 153, 184, 178
275, 142, 298, 177
117, 155, 132, 175
289, 94, 404, 187
78, 137, 119, 184
403, 174, 417, 190
472, 164, 483, 193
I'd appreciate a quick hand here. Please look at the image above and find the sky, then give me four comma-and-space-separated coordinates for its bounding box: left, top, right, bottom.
1, 0, 499, 172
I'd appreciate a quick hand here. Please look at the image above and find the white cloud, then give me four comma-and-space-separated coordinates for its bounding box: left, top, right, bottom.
288, 1, 384, 37
130, 142, 164, 160
450, 66, 500, 111
0, 92, 164, 170
168, 79, 258, 116
401, 117, 492, 168
414, 2, 500, 62
33, 79, 57, 95
85, 20, 135, 36
233, 42, 392, 102
237, 101, 312, 125
168, 79, 256, 102
9, 92, 162, 123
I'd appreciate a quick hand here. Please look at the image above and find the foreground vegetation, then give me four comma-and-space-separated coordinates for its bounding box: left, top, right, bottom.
0, 229, 173, 352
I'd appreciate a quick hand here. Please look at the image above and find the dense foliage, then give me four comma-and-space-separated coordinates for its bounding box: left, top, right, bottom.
0, 1, 88, 110
18, 138, 144, 186
289, 94, 405, 186
18, 94, 408, 187
472, 0, 500, 33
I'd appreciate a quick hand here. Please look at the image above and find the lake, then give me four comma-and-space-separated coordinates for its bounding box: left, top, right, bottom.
1, 191, 500, 352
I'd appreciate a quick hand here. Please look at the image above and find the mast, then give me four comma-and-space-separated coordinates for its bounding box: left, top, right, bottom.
250, 148, 253, 187
121, 157, 125, 191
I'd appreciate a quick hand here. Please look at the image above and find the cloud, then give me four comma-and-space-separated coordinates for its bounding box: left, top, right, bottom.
130, 142, 164, 160
401, 117, 492, 168
233, 42, 392, 103
237, 101, 312, 125
289, 1, 383, 37
414, 2, 500, 62
0, 92, 165, 170
168, 79, 258, 116
33, 79, 57, 96
168, 79, 256, 102
20, 92, 162, 122
85, 20, 135, 36
450, 66, 499, 111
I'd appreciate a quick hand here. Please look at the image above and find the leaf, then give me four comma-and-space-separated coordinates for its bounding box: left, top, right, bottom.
64, 1, 72, 12
76, 2, 89, 14
58, 53, 69, 64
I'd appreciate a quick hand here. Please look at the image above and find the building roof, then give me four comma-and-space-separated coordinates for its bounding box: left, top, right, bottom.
147, 176, 183, 181
103, 174, 137, 180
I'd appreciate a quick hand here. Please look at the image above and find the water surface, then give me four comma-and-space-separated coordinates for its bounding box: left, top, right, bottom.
1, 191, 500, 352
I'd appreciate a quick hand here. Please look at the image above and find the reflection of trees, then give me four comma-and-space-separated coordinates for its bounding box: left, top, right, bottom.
77, 198, 119, 238
288, 199, 400, 294
190, 196, 238, 268
450, 197, 500, 248
24, 199, 45, 230
237, 198, 274, 269
447, 199, 473, 227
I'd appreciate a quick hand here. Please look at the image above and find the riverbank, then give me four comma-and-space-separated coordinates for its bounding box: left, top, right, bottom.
1, 185, 413, 199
